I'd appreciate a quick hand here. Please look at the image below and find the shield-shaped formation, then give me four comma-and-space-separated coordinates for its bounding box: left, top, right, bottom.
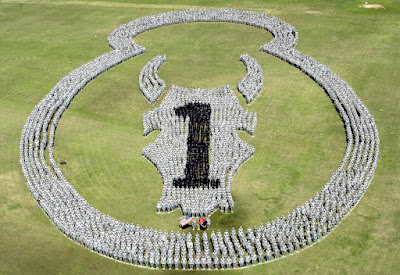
143, 85, 257, 217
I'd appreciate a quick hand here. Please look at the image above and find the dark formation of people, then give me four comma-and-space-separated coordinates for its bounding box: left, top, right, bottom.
173, 103, 220, 189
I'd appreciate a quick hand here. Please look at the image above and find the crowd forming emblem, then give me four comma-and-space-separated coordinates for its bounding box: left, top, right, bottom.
20, 9, 379, 269
139, 53, 261, 217
143, 85, 257, 217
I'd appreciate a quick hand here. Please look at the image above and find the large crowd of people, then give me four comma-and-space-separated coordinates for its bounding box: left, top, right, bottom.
143, 85, 257, 218
20, 8, 379, 269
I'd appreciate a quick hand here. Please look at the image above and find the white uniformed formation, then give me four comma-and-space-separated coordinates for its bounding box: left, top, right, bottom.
20, 9, 379, 269
237, 54, 264, 103
139, 55, 167, 104
143, 85, 256, 217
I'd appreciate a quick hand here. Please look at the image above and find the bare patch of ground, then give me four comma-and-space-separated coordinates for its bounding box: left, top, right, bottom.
305, 11, 323, 15
361, 3, 385, 9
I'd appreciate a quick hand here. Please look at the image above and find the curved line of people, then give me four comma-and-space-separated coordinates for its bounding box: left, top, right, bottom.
139, 55, 167, 104
238, 54, 264, 103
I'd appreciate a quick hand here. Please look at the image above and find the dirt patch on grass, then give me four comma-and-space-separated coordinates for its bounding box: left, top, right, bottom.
362, 4, 385, 9
305, 11, 323, 15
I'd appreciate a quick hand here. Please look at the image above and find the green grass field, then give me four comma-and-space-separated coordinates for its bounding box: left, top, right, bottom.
1, 0, 399, 274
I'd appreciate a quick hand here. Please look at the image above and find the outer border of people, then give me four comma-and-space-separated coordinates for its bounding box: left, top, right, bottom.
20, 9, 379, 269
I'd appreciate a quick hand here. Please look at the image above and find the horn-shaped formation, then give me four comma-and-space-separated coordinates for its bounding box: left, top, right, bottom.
237, 54, 264, 103
20, 9, 379, 270
139, 55, 167, 104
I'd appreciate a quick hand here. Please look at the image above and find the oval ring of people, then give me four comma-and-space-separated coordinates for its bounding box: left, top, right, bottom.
20, 9, 379, 269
